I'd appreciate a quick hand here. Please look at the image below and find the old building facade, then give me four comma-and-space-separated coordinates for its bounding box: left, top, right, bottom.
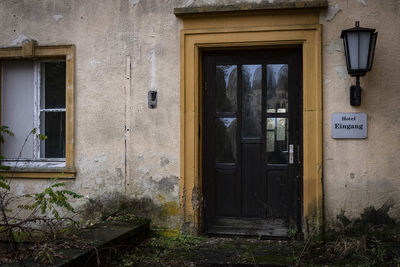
0, 0, 399, 236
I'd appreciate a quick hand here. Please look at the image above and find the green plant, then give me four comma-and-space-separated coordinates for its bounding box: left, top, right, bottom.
34, 243, 56, 265
288, 226, 298, 240
0, 126, 83, 262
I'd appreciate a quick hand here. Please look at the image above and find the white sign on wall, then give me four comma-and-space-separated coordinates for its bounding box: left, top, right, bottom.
332, 113, 367, 139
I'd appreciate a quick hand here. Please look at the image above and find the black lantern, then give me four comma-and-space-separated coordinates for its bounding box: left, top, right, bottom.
341, 21, 378, 106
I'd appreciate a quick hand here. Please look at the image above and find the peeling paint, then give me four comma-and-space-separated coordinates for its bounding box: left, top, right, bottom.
324, 78, 332, 85
160, 157, 170, 167
115, 168, 123, 185
185, 0, 195, 7
191, 185, 200, 211
8, 34, 31, 47
324, 39, 344, 54
358, 0, 367, 6
335, 65, 349, 80
129, 0, 139, 7
151, 175, 179, 193
90, 58, 101, 65
53, 14, 63, 22
16, 183, 25, 196
325, 3, 341, 22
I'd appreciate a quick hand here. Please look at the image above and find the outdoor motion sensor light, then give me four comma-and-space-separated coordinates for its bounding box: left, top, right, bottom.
341, 21, 378, 106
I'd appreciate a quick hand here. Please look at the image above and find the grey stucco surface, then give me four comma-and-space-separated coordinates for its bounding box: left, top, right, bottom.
0, 0, 399, 229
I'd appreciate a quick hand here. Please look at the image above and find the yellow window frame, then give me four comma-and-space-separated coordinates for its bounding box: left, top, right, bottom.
0, 41, 75, 179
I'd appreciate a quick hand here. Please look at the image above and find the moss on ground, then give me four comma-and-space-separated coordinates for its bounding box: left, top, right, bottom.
112, 224, 400, 267
111, 201, 400, 266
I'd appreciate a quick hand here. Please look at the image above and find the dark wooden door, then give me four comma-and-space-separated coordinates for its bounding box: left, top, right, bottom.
203, 48, 302, 237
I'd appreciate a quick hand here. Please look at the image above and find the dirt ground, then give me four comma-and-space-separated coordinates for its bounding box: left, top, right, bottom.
113, 232, 294, 266
112, 226, 400, 267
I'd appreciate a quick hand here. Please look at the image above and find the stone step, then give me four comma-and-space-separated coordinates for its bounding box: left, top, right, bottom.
3, 219, 150, 267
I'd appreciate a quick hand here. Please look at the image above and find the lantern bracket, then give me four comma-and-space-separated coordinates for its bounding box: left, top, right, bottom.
350, 76, 361, 106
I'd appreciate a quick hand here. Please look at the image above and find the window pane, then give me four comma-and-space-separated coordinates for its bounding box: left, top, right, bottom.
40, 112, 65, 158
266, 118, 288, 164
216, 118, 237, 163
41, 61, 66, 109
242, 65, 262, 137
1, 61, 35, 159
266, 131, 275, 152
216, 65, 237, 112
267, 64, 288, 113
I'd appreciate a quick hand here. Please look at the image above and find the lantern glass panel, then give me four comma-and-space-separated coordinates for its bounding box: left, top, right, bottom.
368, 32, 377, 70
347, 32, 359, 70
359, 31, 371, 70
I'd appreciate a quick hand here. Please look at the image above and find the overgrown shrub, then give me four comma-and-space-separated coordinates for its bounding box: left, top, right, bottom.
0, 126, 83, 263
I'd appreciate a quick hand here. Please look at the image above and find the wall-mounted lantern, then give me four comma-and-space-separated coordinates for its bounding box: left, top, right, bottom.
341, 21, 378, 106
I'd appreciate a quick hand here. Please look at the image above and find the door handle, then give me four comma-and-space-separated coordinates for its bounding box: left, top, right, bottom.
289, 144, 294, 164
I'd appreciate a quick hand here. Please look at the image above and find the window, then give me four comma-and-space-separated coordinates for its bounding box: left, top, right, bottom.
0, 43, 75, 177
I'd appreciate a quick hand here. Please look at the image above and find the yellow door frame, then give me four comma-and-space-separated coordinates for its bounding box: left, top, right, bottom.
178, 10, 323, 235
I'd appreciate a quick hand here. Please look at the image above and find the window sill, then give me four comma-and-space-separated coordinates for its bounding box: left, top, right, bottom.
0, 166, 76, 179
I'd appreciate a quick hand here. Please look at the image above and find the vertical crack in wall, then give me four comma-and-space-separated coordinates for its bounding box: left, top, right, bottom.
150, 48, 156, 91
124, 55, 132, 194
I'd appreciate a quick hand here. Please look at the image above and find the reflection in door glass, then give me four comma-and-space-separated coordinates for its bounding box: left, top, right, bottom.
216, 118, 237, 163
242, 65, 262, 137
266, 118, 288, 164
216, 65, 237, 112
267, 64, 288, 113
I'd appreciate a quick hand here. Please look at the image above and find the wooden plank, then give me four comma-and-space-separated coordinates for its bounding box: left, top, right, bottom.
241, 143, 263, 217
215, 168, 237, 216
208, 218, 288, 237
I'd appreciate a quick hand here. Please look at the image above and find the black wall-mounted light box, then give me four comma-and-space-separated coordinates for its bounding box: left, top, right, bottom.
148, 90, 157, 109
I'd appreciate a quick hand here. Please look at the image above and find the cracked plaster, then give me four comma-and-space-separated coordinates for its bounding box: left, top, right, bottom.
0, 0, 399, 230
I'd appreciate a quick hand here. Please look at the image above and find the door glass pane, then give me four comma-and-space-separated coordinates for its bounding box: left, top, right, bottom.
242, 65, 262, 137
216, 118, 237, 163
267, 64, 288, 113
41, 61, 66, 109
40, 112, 66, 158
216, 65, 237, 112
266, 118, 288, 164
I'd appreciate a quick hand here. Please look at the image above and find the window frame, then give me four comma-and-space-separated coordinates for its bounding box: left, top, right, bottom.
0, 42, 75, 178
36, 60, 67, 160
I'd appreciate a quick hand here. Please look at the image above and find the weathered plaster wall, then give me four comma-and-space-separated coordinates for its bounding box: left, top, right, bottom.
320, 0, 400, 225
0, 0, 185, 228
0, 0, 399, 230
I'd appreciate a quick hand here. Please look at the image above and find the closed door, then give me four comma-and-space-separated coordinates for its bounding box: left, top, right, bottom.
202, 48, 302, 237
